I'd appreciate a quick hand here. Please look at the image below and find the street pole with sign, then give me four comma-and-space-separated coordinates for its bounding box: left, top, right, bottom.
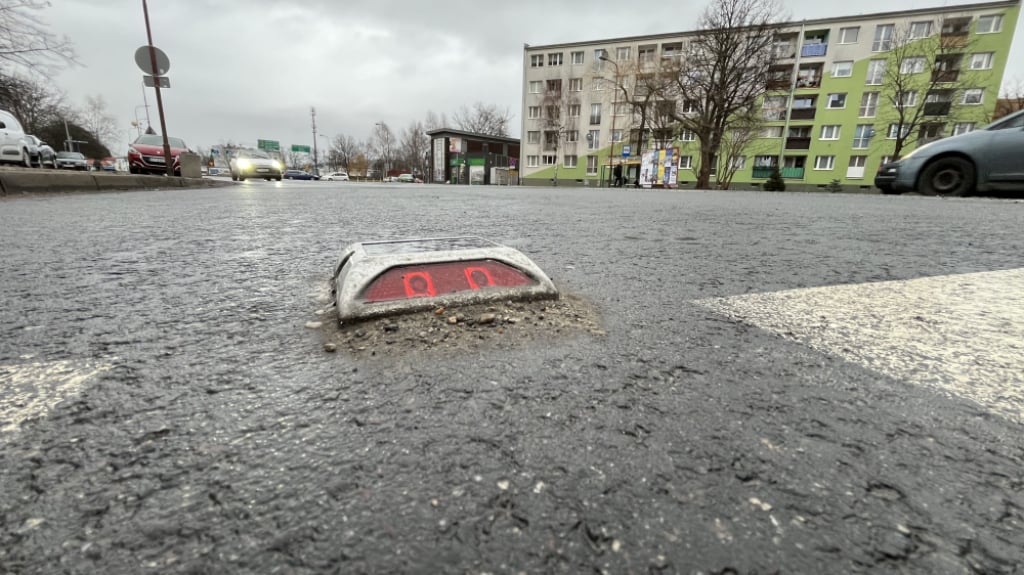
140, 0, 173, 176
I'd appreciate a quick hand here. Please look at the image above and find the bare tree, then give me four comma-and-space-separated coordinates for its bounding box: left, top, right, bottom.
0, 0, 76, 72
329, 134, 362, 171
996, 77, 1024, 119
424, 110, 449, 131
539, 80, 581, 186
658, 0, 781, 189
81, 94, 121, 153
371, 121, 396, 178
0, 72, 68, 133
453, 102, 512, 136
715, 114, 760, 189
399, 121, 429, 177
876, 16, 987, 160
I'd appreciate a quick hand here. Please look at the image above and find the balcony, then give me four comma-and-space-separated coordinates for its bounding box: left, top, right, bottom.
790, 107, 816, 120
801, 43, 828, 57
772, 44, 796, 59
923, 101, 952, 116
785, 137, 811, 150
795, 76, 822, 89
763, 109, 787, 121
781, 167, 805, 179
932, 70, 960, 83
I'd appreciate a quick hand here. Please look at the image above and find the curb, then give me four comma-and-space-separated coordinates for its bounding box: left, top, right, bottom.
0, 169, 234, 197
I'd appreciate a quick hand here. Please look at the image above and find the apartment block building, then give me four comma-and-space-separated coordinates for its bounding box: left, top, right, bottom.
520, 0, 1020, 189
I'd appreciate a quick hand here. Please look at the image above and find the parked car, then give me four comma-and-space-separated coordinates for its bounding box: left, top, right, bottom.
229, 149, 283, 181
26, 136, 56, 168
396, 173, 415, 183
54, 151, 89, 170
283, 169, 320, 180
0, 109, 31, 167
322, 171, 349, 181
128, 134, 190, 175
875, 109, 1024, 196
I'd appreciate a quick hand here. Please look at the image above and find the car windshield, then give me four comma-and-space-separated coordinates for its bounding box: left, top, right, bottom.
987, 111, 1024, 131
56, 152, 84, 159
135, 135, 187, 148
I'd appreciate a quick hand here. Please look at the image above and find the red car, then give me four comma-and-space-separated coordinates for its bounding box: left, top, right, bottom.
128, 134, 189, 175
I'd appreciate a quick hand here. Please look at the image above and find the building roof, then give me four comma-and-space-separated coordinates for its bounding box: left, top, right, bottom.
425, 128, 520, 145
523, 0, 1020, 51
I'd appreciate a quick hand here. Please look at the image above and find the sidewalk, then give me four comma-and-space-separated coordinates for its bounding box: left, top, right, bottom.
0, 167, 232, 197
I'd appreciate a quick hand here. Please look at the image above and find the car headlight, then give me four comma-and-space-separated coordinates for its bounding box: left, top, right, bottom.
273, 160, 282, 171
237, 159, 251, 169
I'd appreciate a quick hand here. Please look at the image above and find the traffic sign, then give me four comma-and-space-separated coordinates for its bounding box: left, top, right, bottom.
291, 145, 311, 153
622, 145, 631, 158
142, 75, 170, 88
331, 236, 558, 323
134, 45, 170, 76
258, 139, 280, 152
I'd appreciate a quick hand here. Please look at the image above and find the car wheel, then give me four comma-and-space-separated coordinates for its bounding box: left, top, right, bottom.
22, 148, 32, 168
238, 175, 246, 181
919, 157, 975, 197
275, 176, 282, 181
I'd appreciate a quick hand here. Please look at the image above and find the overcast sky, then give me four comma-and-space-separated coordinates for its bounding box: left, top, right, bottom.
45, 0, 1022, 154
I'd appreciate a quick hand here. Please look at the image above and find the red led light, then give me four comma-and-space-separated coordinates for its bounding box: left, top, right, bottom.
363, 259, 535, 303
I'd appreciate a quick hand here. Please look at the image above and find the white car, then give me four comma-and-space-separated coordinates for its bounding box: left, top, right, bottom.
322, 171, 349, 181
0, 109, 32, 167
229, 149, 283, 181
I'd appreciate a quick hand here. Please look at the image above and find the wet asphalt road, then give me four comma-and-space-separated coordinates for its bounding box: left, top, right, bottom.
1, 181, 1023, 574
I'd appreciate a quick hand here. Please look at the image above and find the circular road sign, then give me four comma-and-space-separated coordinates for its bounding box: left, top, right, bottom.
134, 45, 170, 76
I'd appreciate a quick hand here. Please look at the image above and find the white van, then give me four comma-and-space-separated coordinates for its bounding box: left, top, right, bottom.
0, 110, 31, 167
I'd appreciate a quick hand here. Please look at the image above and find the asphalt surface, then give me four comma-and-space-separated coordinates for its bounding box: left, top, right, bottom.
1, 180, 1022, 574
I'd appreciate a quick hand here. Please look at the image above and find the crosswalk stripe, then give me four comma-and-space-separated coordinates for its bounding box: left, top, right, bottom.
696, 269, 1024, 423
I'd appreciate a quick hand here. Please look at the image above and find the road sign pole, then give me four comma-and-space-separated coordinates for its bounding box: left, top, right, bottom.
143, 0, 173, 177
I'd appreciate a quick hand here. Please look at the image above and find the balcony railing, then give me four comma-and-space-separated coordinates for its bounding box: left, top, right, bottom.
752, 166, 777, 178
940, 32, 969, 48
790, 108, 816, 120
795, 76, 822, 89
763, 109, 787, 121
785, 137, 812, 150
767, 78, 791, 90
773, 45, 796, 59
923, 101, 952, 116
932, 70, 960, 83
782, 167, 805, 179
801, 43, 828, 57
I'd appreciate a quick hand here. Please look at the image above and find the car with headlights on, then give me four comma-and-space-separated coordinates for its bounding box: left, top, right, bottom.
875, 109, 1024, 196
128, 134, 190, 175
229, 149, 283, 181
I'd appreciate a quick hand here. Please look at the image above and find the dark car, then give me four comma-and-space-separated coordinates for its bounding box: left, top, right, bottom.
875, 109, 1024, 196
128, 134, 190, 175
26, 135, 56, 168
54, 151, 88, 170
283, 170, 320, 180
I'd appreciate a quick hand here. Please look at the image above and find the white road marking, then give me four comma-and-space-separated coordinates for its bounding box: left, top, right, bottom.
696, 269, 1024, 422
0, 360, 113, 434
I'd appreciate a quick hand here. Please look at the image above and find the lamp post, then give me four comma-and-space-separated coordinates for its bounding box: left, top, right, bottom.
598, 54, 621, 188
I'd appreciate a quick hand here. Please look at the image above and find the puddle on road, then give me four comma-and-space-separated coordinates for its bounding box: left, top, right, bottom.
310, 293, 605, 358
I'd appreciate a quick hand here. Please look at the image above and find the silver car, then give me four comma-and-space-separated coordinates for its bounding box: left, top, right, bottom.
26, 135, 56, 168
876, 109, 1024, 196
55, 151, 89, 170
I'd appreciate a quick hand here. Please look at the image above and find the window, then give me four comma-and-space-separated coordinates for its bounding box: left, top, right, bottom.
542, 154, 556, 165
545, 105, 559, 120
897, 91, 918, 107
530, 54, 544, 67
590, 103, 602, 125
614, 102, 629, 115
594, 49, 607, 69
866, 60, 886, 85
564, 155, 578, 168
814, 155, 835, 170
976, 14, 1003, 34
571, 51, 585, 65
529, 81, 542, 94
548, 53, 563, 66
909, 21, 933, 39
754, 155, 778, 168
832, 61, 853, 77
616, 46, 631, 60
586, 156, 598, 175
638, 46, 656, 62
853, 124, 874, 148
526, 155, 539, 167
566, 130, 579, 143
546, 79, 562, 93
900, 57, 925, 74
527, 131, 540, 144
592, 78, 605, 91
763, 95, 788, 109
679, 155, 693, 169
859, 92, 879, 117
887, 124, 910, 139
682, 99, 700, 113
729, 156, 747, 170
920, 123, 946, 140
847, 155, 867, 178
543, 131, 559, 149
528, 106, 540, 119
820, 125, 841, 140
826, 93, 847, 109
569, 78, 583, 91
838, 26, 860, 44
872, 24, 895, 51
611, 129, 624, 142
761, 126, 784, 138
587, 130, 600, 149
962, 88, 983, 104
680, 129, 696, 141
953, 122, 976, 135
969, 52, 994, 70
567, 104, 581, 118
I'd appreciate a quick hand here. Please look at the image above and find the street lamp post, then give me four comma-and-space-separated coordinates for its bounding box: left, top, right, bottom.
599, 54, 620, 188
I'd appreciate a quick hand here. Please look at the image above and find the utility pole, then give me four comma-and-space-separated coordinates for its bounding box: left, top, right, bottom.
311, 107, 319, 176
142, 0, 173, 176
